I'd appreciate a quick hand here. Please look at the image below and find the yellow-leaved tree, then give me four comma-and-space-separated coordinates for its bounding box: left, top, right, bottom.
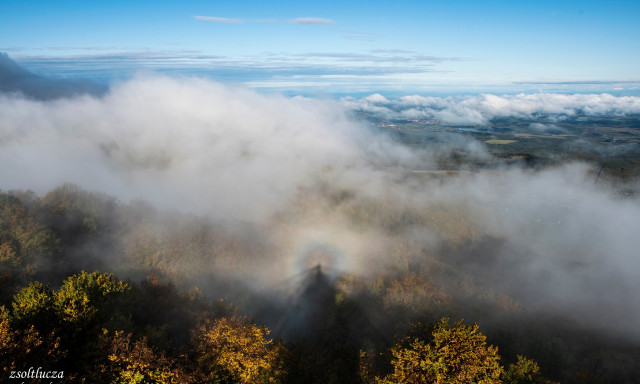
192, 316, 286, 384
100, 330, 191, 384
380, 317, 503, 384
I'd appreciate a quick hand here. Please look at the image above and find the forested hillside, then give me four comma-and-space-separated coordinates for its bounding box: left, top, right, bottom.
1, 184, 638, 383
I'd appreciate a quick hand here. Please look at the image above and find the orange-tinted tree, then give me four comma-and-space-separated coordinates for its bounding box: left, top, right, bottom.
0, 306, 65, 381
99, 330, 192, 384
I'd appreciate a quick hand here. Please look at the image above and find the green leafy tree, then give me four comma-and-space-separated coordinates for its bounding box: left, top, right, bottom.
0, 193, 60, 294
52, 271, 131, 380
53, 270, 130, 327
3, 271, 132, 382
502, 355, 558, 384
10, 281, 56, 328
381, 318, 503, 384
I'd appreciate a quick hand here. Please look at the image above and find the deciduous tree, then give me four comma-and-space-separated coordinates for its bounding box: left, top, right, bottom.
502, 355, 558, 384
192, 316, 286, 384
100, 330, 191, 384
381, 318, 503, 384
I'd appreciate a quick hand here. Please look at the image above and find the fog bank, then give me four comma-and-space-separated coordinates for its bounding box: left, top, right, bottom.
1, 75, 639, 340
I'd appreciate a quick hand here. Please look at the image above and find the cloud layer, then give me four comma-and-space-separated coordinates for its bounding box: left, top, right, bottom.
0, 75, 411, 220
343, 93, 640, 125
1, 74, 639, 340
193, 15, 242, 23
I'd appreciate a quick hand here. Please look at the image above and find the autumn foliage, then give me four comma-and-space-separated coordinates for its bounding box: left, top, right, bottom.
192, 317, 287, 384
380, 318, 503, 384
0, 186, 636, 383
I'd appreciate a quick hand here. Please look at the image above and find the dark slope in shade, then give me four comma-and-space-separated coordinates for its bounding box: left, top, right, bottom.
0, 52, 106, 100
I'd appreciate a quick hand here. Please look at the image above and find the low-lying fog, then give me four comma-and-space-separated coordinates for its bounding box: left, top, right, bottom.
1, 70, 639, 341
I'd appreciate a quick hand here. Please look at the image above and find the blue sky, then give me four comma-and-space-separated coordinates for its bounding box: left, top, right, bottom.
1, 0, 639, 94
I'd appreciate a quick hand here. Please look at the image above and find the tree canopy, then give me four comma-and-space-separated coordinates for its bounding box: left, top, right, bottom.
380, 318, 503, 384
192, 316, 287, 384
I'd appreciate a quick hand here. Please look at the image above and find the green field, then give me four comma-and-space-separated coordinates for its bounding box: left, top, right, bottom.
485, 139, 518, 144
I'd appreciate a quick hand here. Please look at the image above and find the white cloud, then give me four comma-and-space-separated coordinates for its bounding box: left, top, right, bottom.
345, 93, 640, 125
193, 15, 243, 23
363, 93, 388, 104
289, 17, 334, 25
1, 77, 640, 339
0, 75, 409, 221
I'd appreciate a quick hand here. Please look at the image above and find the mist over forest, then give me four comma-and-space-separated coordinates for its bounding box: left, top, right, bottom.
1, 55, 640, 383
